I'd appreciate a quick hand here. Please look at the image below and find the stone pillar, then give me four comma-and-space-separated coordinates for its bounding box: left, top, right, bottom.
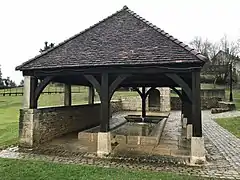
97, 132, 112, 157
190, 71, 205, 164
159, 87, 170, 112
186, 124, 192, 139
182, 117, 187, 129
64, 84, 71, 106
19, 109, 35, 148
23, 76, 37, 109
20, 76, 38, 148
190, 137, 205, 164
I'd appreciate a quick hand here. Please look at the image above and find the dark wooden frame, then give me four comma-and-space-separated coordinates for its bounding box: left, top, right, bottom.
23, 65, 203, 137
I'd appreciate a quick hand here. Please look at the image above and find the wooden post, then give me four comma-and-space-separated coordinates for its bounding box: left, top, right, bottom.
30, 77, 38, 108
88, 86, 95, 104
64, 84, 71, 106
181, 91, 186, 118
142, 87, 146, 118
229, 62, 233, 102
191, 71, 202, 137
100, 73, 110, 132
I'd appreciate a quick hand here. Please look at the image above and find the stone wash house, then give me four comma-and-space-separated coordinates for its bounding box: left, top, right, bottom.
16, 6, 207, 164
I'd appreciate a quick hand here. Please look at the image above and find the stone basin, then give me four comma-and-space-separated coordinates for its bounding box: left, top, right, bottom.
124, 115, 164, 124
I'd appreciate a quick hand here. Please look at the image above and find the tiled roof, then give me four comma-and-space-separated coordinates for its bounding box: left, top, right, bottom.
16, 6, 207, 71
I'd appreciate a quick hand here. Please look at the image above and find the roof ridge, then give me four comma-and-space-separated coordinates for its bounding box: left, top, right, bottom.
16, 6, 128, 70
124, 8, 207, 62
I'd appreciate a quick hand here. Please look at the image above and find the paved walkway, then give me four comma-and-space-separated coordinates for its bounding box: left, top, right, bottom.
202, 111, 240, 173
168, 110, 240, 179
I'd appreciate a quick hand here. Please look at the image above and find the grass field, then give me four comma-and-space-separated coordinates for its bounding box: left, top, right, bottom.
0, 158, 207, 180
215, 117, 240, 138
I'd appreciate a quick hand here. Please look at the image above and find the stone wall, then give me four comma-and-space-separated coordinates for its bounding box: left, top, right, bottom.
200, 89, 225, 99
121, 87, 170, 112
171, 96, 222, 110
159, 87, 171, 112
110, 100, 123, 114
19, 104, 101, 147
171, 89, 225, 99
19, 101, 123, 148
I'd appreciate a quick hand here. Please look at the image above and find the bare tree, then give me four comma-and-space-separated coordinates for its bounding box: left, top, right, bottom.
190, 35, 240, 86
189, 36, 217, 60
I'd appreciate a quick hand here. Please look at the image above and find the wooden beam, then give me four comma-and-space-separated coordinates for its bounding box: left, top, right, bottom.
166, 73, 192, 102
64, 84, 71, 106
142, 87, 146, 118
30, 76, 38, 108
170, 87, 183, 101
191, 71, 202, 137
100, 73, 110, 132
32, 65, 202, 77
109, 75, 129, 99
145, 87, 156, 97
84, 75, 101, 96
34, 76, 54, 102
133, 87, 143, 98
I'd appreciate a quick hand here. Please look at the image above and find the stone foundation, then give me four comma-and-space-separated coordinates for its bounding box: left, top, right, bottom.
186, 124, 192, 140
97, 132, 112, 157
190, 137, 205, 164
182, 118, 187, 129
19, 101, 122, 148
19, 109, 34, 148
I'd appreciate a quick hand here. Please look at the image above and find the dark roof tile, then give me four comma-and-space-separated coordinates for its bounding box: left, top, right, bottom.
16, 6, 207, 71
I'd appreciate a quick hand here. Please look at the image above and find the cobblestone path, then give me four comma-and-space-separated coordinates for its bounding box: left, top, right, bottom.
202, 111, 240, 174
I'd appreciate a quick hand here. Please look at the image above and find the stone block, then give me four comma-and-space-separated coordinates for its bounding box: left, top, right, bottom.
152, 147, 171, 156
97, 132, 112, 157
19, 109, 34, 148
115, 135, 127, 144
182, 118, 187, 129
186, 124, 192, 140
140, 136, 157, 145
170, 149, 190, 157
78, 132, 97, 142
190, 137, 206, 165
127, 136, 139, 145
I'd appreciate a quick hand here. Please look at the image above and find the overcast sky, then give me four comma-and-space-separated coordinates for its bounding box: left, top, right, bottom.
0, 0, 240, 84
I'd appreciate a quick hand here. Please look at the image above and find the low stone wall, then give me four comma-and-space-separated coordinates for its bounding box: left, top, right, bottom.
201, 89, 225, 99
19, 104, 101, 147
171, 89, 225, 99
19, 101, 123, 147
171, 97, 222, 110
110, 100, 123, 114
121, 96, 143, 111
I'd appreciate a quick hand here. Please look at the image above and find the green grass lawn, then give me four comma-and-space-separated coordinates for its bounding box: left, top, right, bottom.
0, 158, 205, 180
215, 117, 240, 138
